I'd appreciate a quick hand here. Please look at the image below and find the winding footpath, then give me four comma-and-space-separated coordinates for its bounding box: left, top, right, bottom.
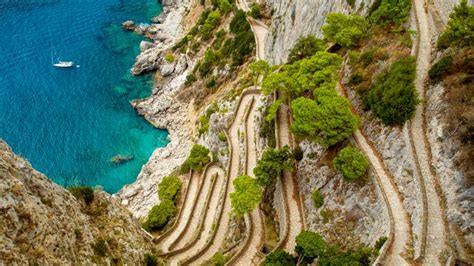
275, 104, 305, 253
336, 84, 412, 265
227, 95, 265, 265
157, 171, 201, 253
409, 0, 448, 263
183, 92, 259, 265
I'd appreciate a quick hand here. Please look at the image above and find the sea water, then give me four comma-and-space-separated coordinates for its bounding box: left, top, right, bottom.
0, 0, 168, 193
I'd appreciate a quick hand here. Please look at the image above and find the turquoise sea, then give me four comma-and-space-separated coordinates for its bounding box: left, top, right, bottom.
0, 0, 168, 193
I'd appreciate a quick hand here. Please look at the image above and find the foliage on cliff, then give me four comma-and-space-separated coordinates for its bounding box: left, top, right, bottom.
333, 146, 369, 181
158, 175, 182, 203
437, 0, 474, 49
181, 144, 210, 173
230, 175, 262, 217
288, 35, 325, 63
291, 95, 359, 147
322, 13, 369, 48
368, 0, 411, 26
362, 56, 418, 126
253, 145, 293, 187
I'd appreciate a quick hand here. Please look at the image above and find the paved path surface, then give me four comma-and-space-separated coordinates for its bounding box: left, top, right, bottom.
167, 165, 226, 265
159, 171, 201, 253
276, 104, 304, 253
229, 95, 265, 265
410, 0, 447, 264
336, 84, 412, 265
186, 93, 258, 265
172, 166, 225, 251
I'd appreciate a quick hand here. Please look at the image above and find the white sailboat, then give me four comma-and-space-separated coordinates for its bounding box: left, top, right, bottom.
51, 48, 78, 68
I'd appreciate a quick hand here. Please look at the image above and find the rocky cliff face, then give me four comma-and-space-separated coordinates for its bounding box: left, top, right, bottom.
0, 140, 152, 265
262, 0, 375, 65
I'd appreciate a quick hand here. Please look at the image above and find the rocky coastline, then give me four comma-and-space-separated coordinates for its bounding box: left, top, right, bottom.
115, 0, 194, 218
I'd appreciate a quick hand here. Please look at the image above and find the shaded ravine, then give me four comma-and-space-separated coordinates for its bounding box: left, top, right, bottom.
336, 83, 412, 265
409, 0, 448, 263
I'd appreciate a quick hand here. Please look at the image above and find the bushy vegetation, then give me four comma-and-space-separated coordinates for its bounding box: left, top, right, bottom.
158, 175, 182, 203
92, 238, 108, 257
144, 253, 158, 266
263, 250, 296, 265
181, 144, 211, 173
362, 56, 418, 126
295, 231, 329, 263
218, 131, 227, 142
368, 0, 411, 26
212, 0, 232, 14
227, 10, 256, 66
291, 95, 359, 147
295, 230, 378, 265
437, 0, 474, 49
262, 51, 342, 98
259, 105, 277, 148
322, 13, 369, 48
209, 252, 229, 266
333, 146, 369, 181
312, 189, 324, 208
288, 35, 325, 63
230, 175, 262, 217
249, 3, 262, 19
143, 199, 177, 231
68, 186, 95, 205
198, 103, 218, 135
375, 236, 388, 250
293, 146, 304, 161
164, 52, 175, 62
201, 10, 222, 40
253, 145, 293, 187
429, 54, 453, 82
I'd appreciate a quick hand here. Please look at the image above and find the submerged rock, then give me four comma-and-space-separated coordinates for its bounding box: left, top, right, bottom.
111, 154, 134, 165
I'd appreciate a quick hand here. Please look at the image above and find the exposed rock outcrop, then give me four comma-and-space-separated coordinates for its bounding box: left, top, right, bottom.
0, 140, 152, 265
262, 0, 376, 64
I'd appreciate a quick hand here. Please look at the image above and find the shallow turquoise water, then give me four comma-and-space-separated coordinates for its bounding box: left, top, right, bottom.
0, 0, 168, 193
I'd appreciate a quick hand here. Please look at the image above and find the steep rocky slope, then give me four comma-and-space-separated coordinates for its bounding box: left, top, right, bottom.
0, 140, 152, 265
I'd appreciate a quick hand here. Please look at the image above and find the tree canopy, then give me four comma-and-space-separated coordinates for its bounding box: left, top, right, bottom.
322, 13, 369, 48
291, 95, 359, 147
181, 144, 211, 172
143, 199, 177, 231
158, 175, 182, 203
362, 56, 418, 126
288, 35, 326, 63
262, 51, 342, 98
295, 231, 329, 263
253, 145, 293, 187
263, 250, 296, 266
230, 175, 262, 217
368, 0, 411, 26
437, 0, 474, 49
333, 146, 369, 181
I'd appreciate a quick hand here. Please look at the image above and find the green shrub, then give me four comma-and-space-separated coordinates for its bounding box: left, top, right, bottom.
201, 10, 221, 40
262, 51, 342, 97
144, 253, 158, 266
158, 175, 181, 203
312, 189, 324, 208
293, 146, 304, 161
322, 13, 369, 48
363, 56, 419, 126
210, 252, 228, 266
230, 175, 262, 217
375, 236, 388, 250
319, 245, 377, 265
164, 52, 175, 62
206, 78, 217, 89
437, 0, 474, 49
218, 131, 227, 142
185, 73, 197, 86
263, 250, 296, 265
346, 0, 356, 8
295, 231, 328, 263
359, 48, 378, 66
333, 146, 369, 181
198, 103, 218, 135
254, 146, 293, 187
369, 0, 411, 26
68, 186, 94, 205
349, 72, 364, 85
291, 95, 359, 147
143, 199, 177, 231
215, 0, 232, 14
230, 10, 249, 34
92, 238, 108, 257
287, 35, 325, 63
182, 144, 211, 172
249, 3, 262, 19
429, 55, 453, 82
199, 49, 218, 77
